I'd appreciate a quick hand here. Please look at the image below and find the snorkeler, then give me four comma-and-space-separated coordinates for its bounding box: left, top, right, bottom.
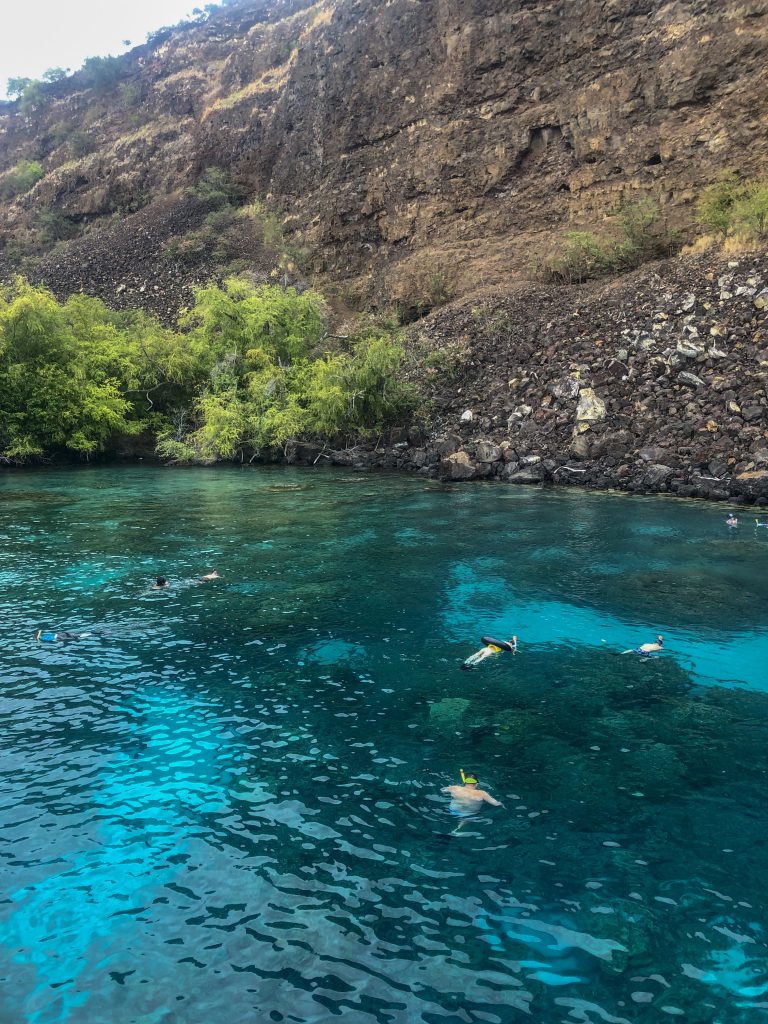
756, 518, 768, 528
622, 634, 664, 656
463, 635, 517, 669
198, 569, 220, 581
36, 630, 93, 642
726, 515, 738, 529
442, 770, 503, 831
151, 576, 169, 590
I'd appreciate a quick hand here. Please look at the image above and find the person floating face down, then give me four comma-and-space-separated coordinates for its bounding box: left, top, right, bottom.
463, 635, 517, 668
198, 569, 220, 582
623, 634, 663, 656
442, 770, 503, 825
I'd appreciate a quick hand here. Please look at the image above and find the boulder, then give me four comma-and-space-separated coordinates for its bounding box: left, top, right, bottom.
570, 434, 591, 459
460, 409, 474, 423
503, 464, 545, 484
576, 388, 607, 424
638, 446, 680, 469
678, 371, 705, 388
643, 464, 675, 488
435, 433, 461, 456
742, 406, 765, 424
551, 376, 580, 400
754, 289, 768, 310
733, 470, 768, 499
476, 441, 503, 463
439, 450, 478, 481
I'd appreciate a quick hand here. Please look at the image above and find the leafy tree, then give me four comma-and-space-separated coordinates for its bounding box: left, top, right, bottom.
181, 277, 326, 368
7, 77, 33, 98
0, 280, 134, 458
42, 67, 68, 83
81, 55, 122, 93
19, 80, 47, 114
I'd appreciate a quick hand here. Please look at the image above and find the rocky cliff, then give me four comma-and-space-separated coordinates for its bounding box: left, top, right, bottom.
1, 0, 767, 310
1, 0, 767, 499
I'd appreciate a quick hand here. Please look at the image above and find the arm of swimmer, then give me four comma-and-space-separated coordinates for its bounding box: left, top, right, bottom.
481, 792, 503, 807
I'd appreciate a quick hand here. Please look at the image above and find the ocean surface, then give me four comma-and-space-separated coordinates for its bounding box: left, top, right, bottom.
1, 466, 767, 1024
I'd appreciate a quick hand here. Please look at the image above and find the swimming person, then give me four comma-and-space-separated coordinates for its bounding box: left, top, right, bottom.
198, 569, 220, 581
463, 635, 517, 668
756, 518, 768, 528
726, 515, 738, 528
442, 770, 503, 830
36, 630, 93, 642
151, 576, 169, 590
623, 634, 664, 655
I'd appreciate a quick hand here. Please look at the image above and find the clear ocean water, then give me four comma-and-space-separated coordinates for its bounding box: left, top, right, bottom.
1, 466, 767, 1024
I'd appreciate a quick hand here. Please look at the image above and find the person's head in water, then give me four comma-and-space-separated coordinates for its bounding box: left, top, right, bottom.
153, 576, 168, 589
460, 769, 479, 787
656, 634, 663, 646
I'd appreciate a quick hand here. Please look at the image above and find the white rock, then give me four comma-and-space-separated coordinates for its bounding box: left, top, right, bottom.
460, 409, 473, 423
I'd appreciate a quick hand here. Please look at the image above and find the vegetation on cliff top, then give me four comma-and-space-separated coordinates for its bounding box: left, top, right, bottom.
0, 277, 414, 463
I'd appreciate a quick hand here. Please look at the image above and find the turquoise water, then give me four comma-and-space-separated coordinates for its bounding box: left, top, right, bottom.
1, 467, 768, 1024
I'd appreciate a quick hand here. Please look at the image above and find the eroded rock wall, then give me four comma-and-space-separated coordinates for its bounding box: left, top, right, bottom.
1, 0, 767, 305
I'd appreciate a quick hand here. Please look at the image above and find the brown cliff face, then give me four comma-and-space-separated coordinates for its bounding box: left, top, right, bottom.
1, 0, 767, 313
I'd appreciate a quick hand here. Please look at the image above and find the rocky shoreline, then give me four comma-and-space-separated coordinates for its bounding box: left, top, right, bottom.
284, 248, 768, 505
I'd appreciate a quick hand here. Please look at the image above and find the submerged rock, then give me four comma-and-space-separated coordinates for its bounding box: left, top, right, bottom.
428, 697, 471, 734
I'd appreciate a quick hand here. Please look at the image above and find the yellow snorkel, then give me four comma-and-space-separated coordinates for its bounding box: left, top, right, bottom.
460, 769, 478, 785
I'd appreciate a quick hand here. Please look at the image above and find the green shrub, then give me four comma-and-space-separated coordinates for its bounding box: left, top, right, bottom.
544, 199, 679, 284
698, 176, 768, 241
35, 208, 79, 244
118, 82, 142, 108
186, 167, 247, 209
0, 160, 44, 201
240, 200, 284, 248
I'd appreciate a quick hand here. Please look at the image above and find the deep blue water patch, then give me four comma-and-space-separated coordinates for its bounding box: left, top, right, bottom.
1, 466, 767, 1023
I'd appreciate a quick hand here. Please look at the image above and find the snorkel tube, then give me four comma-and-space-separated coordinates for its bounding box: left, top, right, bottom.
460, 769, 478, 785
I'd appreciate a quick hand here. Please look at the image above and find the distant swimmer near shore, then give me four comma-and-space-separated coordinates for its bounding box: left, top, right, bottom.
197, 568, 220, 582
623, 634, 664, 656
463, 635, 517, 669
151, 576, 169, 590
726, 515, 739, 529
